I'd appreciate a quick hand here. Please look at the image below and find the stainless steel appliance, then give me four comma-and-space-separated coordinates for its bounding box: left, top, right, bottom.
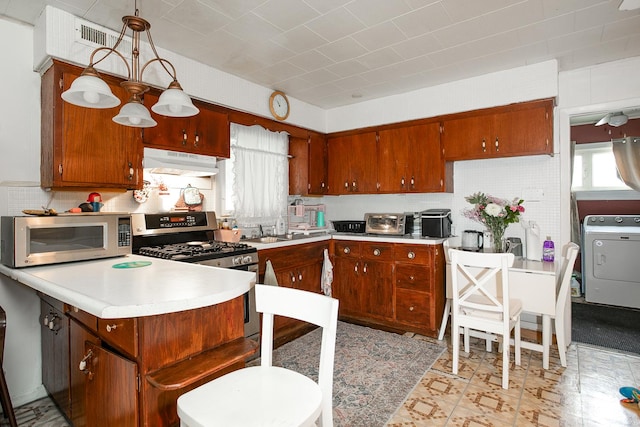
364, 213, 414, 235
582, 214, 640, 309
421, 209, 452, 238
461, 230, 483, 251
131, 212, 260, 338
1, 214, 131, 268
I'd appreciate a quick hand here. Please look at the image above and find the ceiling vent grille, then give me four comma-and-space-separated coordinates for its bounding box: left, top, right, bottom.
74, 19, 132, 59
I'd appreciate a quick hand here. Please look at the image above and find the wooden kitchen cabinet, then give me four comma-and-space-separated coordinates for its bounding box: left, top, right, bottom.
257, 241, 328, 346
289, 133, 328, 195
327, 131, 378, 194
331, 241, 445, 337
378, 122, 449, 193
394, 244, 445, 335
331, 240, 394, 321
40, 60, 143, 190
40, 295, 255, 427
40, 297, 70, 419
142, 91, 230, 158
69, 319, 100, 427
441, 98, 553, 160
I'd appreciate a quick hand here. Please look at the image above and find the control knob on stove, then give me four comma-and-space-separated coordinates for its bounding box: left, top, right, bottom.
242, 255, 254, 264
233, 256, 243, 266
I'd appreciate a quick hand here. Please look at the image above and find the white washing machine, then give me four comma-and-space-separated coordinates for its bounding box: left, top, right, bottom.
582, 215, 640, 309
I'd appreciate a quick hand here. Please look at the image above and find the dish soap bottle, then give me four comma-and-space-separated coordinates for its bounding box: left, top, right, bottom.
542, 236, 555, 262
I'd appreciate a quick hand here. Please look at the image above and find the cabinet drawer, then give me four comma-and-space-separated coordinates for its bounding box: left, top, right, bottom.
396, 289, 430, 327
396, 265, 431, 292
97, 318, 138, 358
395, 244, 432, 264
65, 305, 98, 333
360, 242, 394, 261
333, 241, 361, 258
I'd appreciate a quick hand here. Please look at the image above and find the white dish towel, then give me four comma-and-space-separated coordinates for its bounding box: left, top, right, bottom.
321, 249, 333, 297
264, 260, 279, 286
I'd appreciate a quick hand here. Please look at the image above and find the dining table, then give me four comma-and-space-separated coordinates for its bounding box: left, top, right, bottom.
440, 256, 559, 370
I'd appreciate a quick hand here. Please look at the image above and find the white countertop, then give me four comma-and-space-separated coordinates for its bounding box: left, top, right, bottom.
244, 233, 445, 249
0, 255, 255, 319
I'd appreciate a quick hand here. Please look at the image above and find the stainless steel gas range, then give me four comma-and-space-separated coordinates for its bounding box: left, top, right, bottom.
131, 212, 260, 338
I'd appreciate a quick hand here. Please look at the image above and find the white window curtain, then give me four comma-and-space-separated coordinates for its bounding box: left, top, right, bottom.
230, 124, 289, 224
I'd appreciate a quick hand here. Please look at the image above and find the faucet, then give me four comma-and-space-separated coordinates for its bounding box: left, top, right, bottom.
258, 224, 264, 237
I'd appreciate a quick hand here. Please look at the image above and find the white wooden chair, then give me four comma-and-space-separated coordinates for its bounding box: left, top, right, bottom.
450, 249, 522, 389
553, 242, 580, 367
177, 284, 340, 427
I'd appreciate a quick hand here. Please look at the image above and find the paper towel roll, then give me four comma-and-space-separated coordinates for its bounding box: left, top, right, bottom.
523, 220, 542, 261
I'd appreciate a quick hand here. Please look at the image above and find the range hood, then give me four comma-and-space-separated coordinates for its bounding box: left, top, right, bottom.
612, 137, 640, 191
143, 147, 219, 177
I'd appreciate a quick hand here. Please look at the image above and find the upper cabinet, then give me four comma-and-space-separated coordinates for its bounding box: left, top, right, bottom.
41, 61, 143, 190
327, 131, 378, 195
142, 92, 230, 158
288, 132, 327, 196
377, 122, 448, 193
441, 98, 553, 161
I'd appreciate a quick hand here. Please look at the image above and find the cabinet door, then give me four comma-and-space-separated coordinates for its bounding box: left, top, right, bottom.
327, 132, 377, 194
307, 133, 328, 195
143, 95, 230, 157
40, 299, 70, 418
70, 320, 100, 427
378, 123, 443, 192
85, 342, 139, 427
349, 131, 378, 193
441, 114, 493, 160
493, 104, 552, 156
42, 64, 142, 189
332, 255, 365, 316
362, 259, 394, 319
327, 135, 352, 194
288, 136, 309, 195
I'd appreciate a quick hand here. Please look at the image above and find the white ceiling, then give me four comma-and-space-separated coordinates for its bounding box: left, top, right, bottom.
2, 0, 640, 109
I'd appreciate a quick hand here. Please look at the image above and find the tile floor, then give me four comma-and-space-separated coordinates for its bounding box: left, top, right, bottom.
4, 333, 640, 426
387, 332, 640, 426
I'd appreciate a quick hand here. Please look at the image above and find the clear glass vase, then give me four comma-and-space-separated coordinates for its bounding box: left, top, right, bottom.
489, 227, 507, 253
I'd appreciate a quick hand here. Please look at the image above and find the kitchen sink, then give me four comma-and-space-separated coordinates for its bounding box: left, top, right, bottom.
242, 236, 290, 243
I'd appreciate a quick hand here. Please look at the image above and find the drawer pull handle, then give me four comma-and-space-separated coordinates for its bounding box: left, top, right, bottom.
106, 324, 118, 332
409, 275, 415, 281
343, 247, 351, 254
407, 251, 415, 259
409, 306, 414, 311
373, 249, 381, 256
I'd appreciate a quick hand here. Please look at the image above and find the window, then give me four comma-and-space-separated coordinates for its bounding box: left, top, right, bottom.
572, 142, 631, 192
217, 124, 289, 223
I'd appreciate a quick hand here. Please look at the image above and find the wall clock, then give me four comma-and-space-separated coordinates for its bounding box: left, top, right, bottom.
269, 91, 290, 121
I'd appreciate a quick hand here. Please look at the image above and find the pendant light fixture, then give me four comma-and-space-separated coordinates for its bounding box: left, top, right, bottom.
61, 2, 198, 128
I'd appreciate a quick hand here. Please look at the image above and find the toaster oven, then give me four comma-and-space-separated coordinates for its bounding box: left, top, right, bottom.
364, 213, 414, 235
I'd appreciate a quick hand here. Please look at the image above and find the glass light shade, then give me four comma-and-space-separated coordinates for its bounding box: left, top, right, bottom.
61, 75, 120, 108
151, 88, 199, 117
113, 102, 158, 128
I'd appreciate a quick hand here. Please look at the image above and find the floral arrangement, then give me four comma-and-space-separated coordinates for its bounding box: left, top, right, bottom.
463, 192, 525, 251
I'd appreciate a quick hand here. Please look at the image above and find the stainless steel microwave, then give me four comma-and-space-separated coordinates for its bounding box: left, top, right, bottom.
364, 213, 414, 236
1, 214, 131, 268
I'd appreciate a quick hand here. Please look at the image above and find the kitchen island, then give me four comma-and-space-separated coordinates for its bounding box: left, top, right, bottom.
0, 255, 257, 427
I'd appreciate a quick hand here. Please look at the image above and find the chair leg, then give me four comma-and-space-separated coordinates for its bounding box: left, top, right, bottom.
451, 317, 459, 375
0, 368, 17, 427
501, 333, 510, 389
514, 318, 521, 367
555, 317, 567, 367
438, 299, 451, 341
463, 327, 470, 353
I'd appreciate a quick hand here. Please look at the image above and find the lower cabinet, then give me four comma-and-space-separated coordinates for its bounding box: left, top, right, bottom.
40, 294, 256, 427
257, 241, 328, 346
40, 297, 70, 419
331, 240, 445, 336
